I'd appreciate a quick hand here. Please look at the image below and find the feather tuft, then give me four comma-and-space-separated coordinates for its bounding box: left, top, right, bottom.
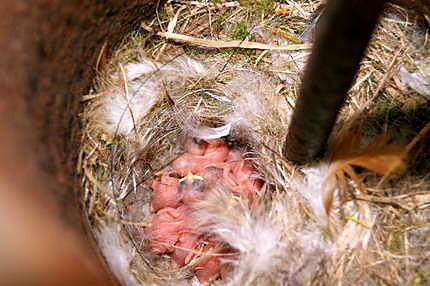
322, 131, 405, 215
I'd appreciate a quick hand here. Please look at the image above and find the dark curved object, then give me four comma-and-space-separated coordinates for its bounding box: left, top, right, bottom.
284, 0, 387, 163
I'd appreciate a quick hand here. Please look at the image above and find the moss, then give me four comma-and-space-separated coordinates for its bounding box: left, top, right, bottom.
185, 46, 234, 61
111, 134, 122, 147
388, 232, 404, 254
360, 99, 430, 144
257, 0, 276, 14
96, 161, 105, 180
213, 14, 228, 34
114, 29, 148, 63
122, 30, 145, 50
238, 0, 275, 15
156, 8, 169, 22
413, 269, 430, 286
229, 20, 251, 40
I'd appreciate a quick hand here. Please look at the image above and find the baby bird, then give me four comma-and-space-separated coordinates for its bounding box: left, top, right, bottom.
145, 138, 263, 283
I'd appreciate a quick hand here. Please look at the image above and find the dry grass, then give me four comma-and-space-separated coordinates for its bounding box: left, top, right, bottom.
79, 1, 430, 285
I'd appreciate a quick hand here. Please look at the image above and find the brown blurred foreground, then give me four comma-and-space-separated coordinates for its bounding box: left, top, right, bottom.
0, 0, 156, 285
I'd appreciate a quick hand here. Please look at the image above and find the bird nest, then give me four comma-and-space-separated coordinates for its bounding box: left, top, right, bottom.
79, 1, 430, 285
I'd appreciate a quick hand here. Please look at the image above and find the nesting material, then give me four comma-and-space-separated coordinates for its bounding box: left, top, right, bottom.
400, 59, 430, 99
80, 1, 430, 285
93, 56, 210, 135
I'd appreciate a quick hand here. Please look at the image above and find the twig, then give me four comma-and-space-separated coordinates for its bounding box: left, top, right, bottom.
377, 121, 430, 187
157, 31, 312, 51
119, 63, 138, 136
355, 192, 430, 210
363, 48, 404, 109
402, 121, 430, 156
95, 41, 107, 72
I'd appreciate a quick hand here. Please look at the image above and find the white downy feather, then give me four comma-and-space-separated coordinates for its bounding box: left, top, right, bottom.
191, 187, 331, 285
96, 223, 140, 286
95, 56, 209, 136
